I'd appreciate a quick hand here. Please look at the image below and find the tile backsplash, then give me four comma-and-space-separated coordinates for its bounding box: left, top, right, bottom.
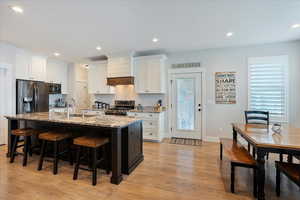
49, 94, 67, 107
90, 85, 166, 107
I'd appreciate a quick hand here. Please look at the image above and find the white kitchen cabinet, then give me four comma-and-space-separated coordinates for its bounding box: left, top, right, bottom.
31, 56, 47, 81
16, 50, 47, 82
134, 59, 148, 93
46, 59, 68, 94
133, 55, 167, 94
127, 111, 165, 142
88, 61, 115, 94
15, 51, 31, 80
107, 57, 133, 78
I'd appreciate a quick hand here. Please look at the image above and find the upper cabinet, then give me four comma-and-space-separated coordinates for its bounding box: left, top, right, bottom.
31, 56, 47, 81
88, 61, 115, 94
107, 57, 133, 78
133, 55, 167, 94
15, 51, 31, 80
16, 50, 47, 82
46, 59, 69, 94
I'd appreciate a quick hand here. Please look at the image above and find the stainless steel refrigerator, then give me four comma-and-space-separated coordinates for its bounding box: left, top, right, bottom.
16, 79, 49, 114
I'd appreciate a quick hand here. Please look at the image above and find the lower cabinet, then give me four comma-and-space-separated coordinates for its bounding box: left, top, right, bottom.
127, 112, 165, 142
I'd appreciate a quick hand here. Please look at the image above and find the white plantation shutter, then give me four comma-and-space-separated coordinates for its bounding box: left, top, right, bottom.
248, 56, 288, 122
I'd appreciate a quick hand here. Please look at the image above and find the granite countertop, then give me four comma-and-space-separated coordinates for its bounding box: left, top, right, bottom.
5, 112, 141, 128
81, 108, 107, 112
129, 106, 166, 113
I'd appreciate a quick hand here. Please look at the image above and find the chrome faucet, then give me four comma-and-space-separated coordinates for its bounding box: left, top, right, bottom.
66, 98, 76, 119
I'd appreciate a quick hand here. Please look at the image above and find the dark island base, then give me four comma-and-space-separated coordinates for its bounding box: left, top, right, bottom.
7, 119, 143, 184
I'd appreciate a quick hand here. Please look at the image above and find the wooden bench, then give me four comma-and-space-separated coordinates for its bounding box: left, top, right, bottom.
220, 138, 257, 197
276, 161, 300, 196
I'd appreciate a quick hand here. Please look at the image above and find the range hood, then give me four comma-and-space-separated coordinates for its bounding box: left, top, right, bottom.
107, 76, 134, 86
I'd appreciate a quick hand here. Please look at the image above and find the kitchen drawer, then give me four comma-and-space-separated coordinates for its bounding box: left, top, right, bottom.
143, 120, 158, 129
128, 112, 159, 119
143, 128, 158, 138
127, 112, 138, 117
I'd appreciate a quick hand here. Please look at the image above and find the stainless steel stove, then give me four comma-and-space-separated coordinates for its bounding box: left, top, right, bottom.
105, 100, 135, 116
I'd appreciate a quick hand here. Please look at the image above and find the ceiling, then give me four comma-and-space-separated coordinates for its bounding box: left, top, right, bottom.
1, 0, 300, 62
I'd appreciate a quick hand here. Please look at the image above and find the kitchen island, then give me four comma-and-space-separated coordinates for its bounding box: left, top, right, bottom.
5, 112, 144, 185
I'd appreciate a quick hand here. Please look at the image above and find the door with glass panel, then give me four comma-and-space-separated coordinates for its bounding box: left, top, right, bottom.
170, 73, 202, 139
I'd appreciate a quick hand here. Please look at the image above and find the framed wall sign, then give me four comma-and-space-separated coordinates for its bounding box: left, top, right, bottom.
215, 72, 236, 104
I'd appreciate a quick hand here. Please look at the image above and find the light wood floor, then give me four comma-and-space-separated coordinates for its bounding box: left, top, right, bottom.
0, 142, 299, 200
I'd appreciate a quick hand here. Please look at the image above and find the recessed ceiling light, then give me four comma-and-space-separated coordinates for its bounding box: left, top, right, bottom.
152, 37, 159, 43
54, 52, 60, 57
226, 32, 234, 37
291, 24, 300, 29
96, 46, 102, 51
10, 6, 23, 14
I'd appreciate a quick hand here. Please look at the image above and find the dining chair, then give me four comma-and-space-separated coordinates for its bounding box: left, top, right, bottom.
245, 111, 269, 126
245, 111, 287, 162
245, 111, 270, 159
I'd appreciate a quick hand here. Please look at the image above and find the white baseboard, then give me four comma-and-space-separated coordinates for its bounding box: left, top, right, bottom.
203, 136, 219, 143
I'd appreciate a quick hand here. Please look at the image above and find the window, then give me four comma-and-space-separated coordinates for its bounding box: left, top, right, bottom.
248, 56, 289, 122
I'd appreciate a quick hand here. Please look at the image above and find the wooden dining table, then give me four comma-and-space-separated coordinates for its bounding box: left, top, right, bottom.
232, 123, 300, 200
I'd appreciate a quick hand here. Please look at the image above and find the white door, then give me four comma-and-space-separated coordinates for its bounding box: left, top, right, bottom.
170, 73, 202, 139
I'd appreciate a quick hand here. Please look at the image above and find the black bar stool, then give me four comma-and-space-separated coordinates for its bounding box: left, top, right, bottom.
10, 128, 42, 166
73, 136, 110, 186
37, 131, 73, 175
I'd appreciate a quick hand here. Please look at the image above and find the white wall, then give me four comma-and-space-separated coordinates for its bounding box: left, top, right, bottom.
0, 43, 17, 144
166, 41, 300, 141
0, 43, 17, 114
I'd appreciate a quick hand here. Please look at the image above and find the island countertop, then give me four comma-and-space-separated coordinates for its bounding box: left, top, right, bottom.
5, 112, 142, 128
5, 112, 144, 185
